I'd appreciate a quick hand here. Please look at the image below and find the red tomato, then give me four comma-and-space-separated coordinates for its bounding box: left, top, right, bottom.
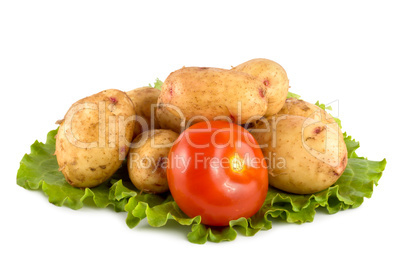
167, 121, 268, 226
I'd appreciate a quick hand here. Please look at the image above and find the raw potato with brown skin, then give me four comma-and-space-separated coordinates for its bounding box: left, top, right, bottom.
127, 129, 179, 194
156, 67, 268, 133
233, 58, 289, 116
126, 86, 161, 138
156, 104, 185, 134
249, 115, 348, 194
55, 89, 136, 188
277, 98, 336, 126
274, 97, 344, 142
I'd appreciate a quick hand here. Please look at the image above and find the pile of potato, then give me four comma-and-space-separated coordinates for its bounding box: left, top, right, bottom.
55, 58, 347, 195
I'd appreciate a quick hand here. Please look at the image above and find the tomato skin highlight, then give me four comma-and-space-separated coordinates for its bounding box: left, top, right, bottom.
167, 121, 268, 226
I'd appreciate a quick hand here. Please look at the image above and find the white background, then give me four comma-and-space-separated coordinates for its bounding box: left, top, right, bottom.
1, 1, 400, 268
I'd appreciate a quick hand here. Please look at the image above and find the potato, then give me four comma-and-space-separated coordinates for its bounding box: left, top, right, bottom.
276, 98, 336, 125
273, 97, 343, 143
233, 58, 289, 116
126, 86, 160, 138
249, 115, 348, 194
127, 129, 179, 194
55, 89, 136, 188
156, 67, 268, 133
156, 104, 184, 134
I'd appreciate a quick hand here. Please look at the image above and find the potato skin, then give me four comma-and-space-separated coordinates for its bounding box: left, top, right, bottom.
277, 98, 336, 125
233, 58, 289, 117
55, 89, 136, 188
249, 115, 348, 194
127, 129, 179, 194
275, 97, 343, 143
126, 86, 161, 138
157, 67, 268, 133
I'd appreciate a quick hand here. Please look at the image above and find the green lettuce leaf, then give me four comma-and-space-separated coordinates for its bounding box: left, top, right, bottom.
149, 78, 163, 90
16, 91, 387, 244
287, 91, 301, 99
